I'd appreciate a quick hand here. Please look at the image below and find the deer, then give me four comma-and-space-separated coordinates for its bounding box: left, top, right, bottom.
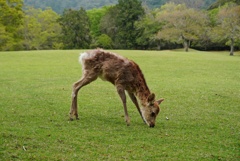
70, 49, 164, 127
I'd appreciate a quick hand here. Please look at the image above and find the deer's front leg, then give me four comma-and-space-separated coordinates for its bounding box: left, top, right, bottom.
127, 92, 146, 124
116, 86, 130, 126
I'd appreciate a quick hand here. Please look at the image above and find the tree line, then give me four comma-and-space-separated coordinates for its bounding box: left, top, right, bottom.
1, 0, 240, 55
23, 0, 217, 14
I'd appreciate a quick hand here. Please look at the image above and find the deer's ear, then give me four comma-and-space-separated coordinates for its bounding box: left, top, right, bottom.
148, 93, 155, 103
156, 98, 164, 105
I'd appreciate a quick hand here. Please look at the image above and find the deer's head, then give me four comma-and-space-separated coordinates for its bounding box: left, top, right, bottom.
141, 93, 164, 128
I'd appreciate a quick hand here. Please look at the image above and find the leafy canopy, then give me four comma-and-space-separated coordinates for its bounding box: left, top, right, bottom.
58, 8, 91, 49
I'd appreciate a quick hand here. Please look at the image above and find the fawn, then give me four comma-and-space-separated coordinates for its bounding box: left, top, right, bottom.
70, 49, 164, 127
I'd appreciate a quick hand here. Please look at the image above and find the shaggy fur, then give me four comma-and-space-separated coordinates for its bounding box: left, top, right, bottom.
70, 49, 164, 127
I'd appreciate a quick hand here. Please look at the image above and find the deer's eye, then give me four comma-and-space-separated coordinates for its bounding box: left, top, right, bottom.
149, 103, 154, 106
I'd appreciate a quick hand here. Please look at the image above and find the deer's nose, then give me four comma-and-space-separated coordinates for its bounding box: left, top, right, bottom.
149, 123, 155, 128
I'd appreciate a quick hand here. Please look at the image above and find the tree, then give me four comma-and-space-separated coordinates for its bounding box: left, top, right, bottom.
87, 6, 111, 49
99, 0, 145, 49
87, 7, 110, 38
24, 0, 118, 14
22, 7, 42, 50
171, 0, 205, 9
166, 0, 218, 9
208, 0, 240, 10
38, 8, 62, 49
115, 0, 145, 49
142, 0, 167, 9
135, 6, 162, 49
100, 6, 119, 48
96, 34, 113, 49
23, 7, 62, 50
0, 0, 24, 50
58, 8, 91, 49
155, 3, 209, 51
211, 3, 240, 56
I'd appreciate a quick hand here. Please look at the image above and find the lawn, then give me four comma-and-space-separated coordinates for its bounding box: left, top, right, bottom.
0, 49, 239, 160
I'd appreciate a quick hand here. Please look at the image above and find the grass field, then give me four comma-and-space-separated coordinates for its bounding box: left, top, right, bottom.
0, 49, 239, 160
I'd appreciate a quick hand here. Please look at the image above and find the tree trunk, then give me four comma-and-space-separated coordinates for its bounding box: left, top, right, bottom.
181, 34, 189, 52
230, 38, 234, 56
157, 40, 161, 50
184, 39, 189, 52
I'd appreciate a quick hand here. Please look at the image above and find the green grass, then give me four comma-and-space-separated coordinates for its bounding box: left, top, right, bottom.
0, 49, 239, 160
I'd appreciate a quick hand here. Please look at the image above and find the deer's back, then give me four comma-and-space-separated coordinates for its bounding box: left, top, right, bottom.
80, 49, 144, 91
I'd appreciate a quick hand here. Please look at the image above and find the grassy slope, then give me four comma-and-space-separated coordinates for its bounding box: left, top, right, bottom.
0, 50, 239, 160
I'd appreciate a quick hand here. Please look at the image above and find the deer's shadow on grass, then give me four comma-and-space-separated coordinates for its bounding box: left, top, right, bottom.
66, 111, 148, 128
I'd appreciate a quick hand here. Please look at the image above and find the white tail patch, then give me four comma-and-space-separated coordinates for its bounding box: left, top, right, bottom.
79, 52, 88, 65
79, 51, 96, 70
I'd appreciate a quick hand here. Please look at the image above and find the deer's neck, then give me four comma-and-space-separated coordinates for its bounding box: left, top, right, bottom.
128, 61, 151, 106
136, 86, 151, 106
133, 70, 151, 106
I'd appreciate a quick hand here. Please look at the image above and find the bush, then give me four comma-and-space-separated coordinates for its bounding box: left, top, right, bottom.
95, 34, 113, 49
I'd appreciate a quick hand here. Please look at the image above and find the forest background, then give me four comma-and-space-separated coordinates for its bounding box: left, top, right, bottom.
0, 0, 240, 55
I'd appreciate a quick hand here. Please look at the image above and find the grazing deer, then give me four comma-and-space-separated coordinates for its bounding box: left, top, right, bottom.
70, 49, 164, 127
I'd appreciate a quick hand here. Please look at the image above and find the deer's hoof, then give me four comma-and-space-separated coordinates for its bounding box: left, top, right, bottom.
126, 120, 130, 126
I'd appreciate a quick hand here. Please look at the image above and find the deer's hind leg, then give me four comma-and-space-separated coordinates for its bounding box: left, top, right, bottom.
70, 71, 98, 120
116, 85, 130, 126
